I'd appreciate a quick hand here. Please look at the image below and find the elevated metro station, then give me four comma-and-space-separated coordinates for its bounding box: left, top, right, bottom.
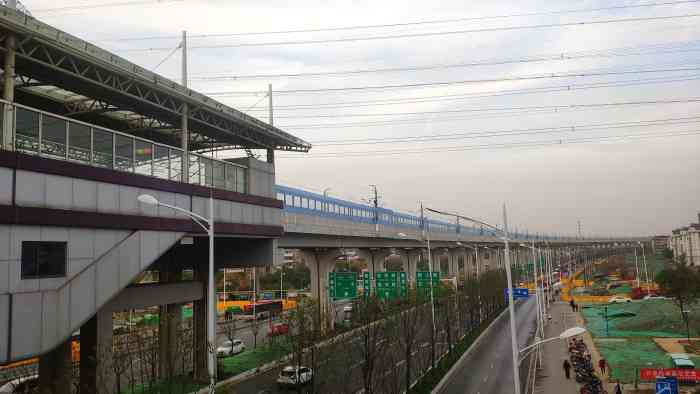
0, 5, 643, 393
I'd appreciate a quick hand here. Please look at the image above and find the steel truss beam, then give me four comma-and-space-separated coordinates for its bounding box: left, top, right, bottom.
0, 28, 309, 152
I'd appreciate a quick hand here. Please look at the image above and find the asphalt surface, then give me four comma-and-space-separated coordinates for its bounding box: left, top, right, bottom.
439, 297, 538, 394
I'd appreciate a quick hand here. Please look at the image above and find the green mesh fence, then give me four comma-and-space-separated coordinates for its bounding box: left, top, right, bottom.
582, 300, 700, 338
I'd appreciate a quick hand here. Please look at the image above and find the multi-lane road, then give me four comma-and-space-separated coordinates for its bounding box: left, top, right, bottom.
437, 297, 538, 394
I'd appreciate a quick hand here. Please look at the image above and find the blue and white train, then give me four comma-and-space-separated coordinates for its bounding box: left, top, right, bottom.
276, 185, 555, 240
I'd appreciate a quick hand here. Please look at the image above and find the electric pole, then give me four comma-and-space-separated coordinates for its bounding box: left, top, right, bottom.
181, 31, 189, 183
578, 220, 582, 240
369, 185, 379, 233
267, 83, 275, 164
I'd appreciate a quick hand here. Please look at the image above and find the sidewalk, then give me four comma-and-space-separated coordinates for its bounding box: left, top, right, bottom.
535, 301, 581, 394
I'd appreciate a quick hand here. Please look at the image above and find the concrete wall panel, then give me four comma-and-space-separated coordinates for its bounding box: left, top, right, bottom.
15, 170, 45, 207
230, 202, 243, 223
156, 190, 176, 219
45, 174, 73, 210
138, 188, 158, 217
56, 288, 70, 341
174, 193, 191, 220
118, 185, 139, 215
0, 261, 8, 293
69, 228, 95, 260
70, 265, 96, 329
0, 294, 8, 363
97, 182, 119, 213
11, 292, 42, 359
73, 178, 97, 211
118, 234, 141, 289
139, 231, 159, 270
0, 225, 10, 261
94, 230, 130, 258
41, 292, 58, 353
0, 168, 12, 204
95, 251, 118, 308
9, 258, 38, 293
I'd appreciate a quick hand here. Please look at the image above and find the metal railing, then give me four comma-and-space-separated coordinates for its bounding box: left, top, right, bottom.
1, 100, 248, 194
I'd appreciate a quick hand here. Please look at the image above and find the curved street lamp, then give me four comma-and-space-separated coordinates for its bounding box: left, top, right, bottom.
138, 193, 216, 393
518, 326, 587, 364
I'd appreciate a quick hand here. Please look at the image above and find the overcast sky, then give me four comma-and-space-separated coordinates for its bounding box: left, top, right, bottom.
26, 0, 700, 237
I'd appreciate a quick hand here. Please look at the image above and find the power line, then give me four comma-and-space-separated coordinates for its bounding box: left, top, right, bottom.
239, 74, 700, 111
95, 0, 700, 41
276, 97, 700, 129
152, 41, 182, 71
309, 115, 700, 145
278, 129, 700, 158
119, 13, 700, 52
32, 0, 186, 14
190, 42, 700, 81
205, 65, 700, 96
265, 98, 700, 120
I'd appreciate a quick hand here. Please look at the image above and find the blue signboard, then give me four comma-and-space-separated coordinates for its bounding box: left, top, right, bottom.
505, 288, 529, 299
656, 377, 679, 394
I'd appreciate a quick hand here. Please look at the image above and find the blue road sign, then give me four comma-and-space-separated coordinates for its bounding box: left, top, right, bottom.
505, 288, 529, 299
656, 377, 679, 394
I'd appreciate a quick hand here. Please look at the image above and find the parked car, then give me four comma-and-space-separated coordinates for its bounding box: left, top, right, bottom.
268, 322, 289, 337
277, 366, 313, 388
216, 339, 245, 357
643, 294, 668, 301
609, 296, 632, 303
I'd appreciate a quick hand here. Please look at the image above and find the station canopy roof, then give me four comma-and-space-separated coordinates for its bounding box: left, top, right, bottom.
0, 6, 311, 154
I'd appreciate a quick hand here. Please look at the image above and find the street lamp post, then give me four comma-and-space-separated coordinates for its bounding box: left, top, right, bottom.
639, 242, 650, 295
426, 204, 521, 394
521, 243, 545, 337
518, 326, 587, 364
138, 194, 217, 393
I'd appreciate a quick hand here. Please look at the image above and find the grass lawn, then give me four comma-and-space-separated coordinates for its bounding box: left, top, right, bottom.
121, 376, 204, 394
218, 339, 291, 378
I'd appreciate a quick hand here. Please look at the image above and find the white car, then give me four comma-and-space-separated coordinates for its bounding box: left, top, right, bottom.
277, 366, 313, 387
643, 294, 668, 301
609, 296, 632, 303
216, 339, 245, 357
0, 375, 38, 393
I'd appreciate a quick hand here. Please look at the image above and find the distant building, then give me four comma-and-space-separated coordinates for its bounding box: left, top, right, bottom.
651, 235, 670, 253
670, 213, 700, 266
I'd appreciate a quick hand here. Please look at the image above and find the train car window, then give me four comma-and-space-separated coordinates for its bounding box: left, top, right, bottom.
285, 194, 293, 207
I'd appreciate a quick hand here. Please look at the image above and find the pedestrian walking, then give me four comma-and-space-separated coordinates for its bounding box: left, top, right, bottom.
614, 380, 623, 394
570, 299, 575, 311
599, 358, 607, 375
563, 359, 572, 379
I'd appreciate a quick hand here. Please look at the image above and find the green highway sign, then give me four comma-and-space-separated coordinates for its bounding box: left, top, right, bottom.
329, 272, 358, 300
375, 271, 408, 300
416, 271, 440, 294
362, 272, 371, 298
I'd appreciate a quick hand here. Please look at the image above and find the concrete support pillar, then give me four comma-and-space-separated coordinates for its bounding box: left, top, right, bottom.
38, 340, 72, 394
404, 249, 423, 285
80, 309, 113, 393
159, 263, 182, 379
192, 260, 208, 382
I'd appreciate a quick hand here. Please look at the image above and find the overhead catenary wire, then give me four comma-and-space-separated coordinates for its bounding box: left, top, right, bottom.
308, 115, 700, 145
257, 97, 700, 120
117, 13, 700, 52
189, 41, 700, 81
152, 41, 182, 71
237, 74, 700, 111
277, 129, 700, 158
203, 65, 700, 96
32, 0, 186, 14
263, 97, 700, 130
95, 0, 700, 42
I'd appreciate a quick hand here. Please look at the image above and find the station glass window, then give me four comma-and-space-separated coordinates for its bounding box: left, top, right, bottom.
170, 150, 182, 182
41, 115, 67, 159
189, 155, 200, 185
115, 134, 134, 171
153, 145, 170, 179
135, 140, 153, 176
235, 167, 246, 193
226, 164, 237, 191
21, 241, 67, 279
92, 129, 113, 168
15, 108, 40, 154
68, 122, 91, 164
212, 160, 225, 189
